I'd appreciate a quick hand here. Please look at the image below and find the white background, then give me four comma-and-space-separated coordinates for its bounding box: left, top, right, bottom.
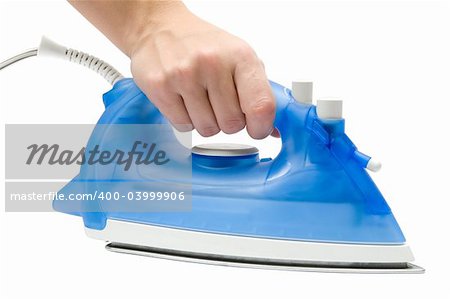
1, 0, 449, 298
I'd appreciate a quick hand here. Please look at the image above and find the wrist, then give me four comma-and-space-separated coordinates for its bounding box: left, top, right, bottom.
124, 1, 189, 57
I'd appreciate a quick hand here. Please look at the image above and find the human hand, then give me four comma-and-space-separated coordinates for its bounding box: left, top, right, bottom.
128, 4, 276, 138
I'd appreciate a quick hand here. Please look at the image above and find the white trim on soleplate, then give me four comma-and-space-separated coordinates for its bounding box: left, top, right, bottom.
85, 219, 416, 265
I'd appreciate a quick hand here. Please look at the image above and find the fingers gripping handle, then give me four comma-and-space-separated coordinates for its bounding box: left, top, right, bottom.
104, 79, 304, 140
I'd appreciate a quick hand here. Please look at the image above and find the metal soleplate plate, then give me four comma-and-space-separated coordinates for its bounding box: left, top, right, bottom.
106, 242, 424, 274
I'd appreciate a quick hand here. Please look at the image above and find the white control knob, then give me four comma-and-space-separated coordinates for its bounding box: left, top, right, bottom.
292, 81, 313, 104
316, 98, 343, 119
367, 158, 382, 172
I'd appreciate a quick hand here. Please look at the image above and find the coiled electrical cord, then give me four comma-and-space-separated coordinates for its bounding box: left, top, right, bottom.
64, 48, 123, 85
0, 36, 124, 85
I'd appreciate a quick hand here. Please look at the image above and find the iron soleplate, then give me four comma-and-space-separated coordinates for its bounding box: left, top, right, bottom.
106, 242, 424, 274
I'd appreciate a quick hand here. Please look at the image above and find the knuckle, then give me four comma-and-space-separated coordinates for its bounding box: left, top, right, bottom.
248, 97, 276, 118
234, 42, 256, 60
220, 117, 246, 134
197, 124, 220, 137
166, 64, 193, 81
145, 72, 168, 90
195, 50, 220, 68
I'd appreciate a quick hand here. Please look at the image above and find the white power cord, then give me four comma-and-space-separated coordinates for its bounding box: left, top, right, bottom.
0, 36, 124, 85
0, 48, 38, 69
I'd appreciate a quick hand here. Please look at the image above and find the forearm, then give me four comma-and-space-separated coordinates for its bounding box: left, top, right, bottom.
68, 0, 187, 56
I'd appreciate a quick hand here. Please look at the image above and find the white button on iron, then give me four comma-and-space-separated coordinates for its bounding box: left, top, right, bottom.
316, 98, 343, 119
292, 81, 313, 104
367, 158, 382, 172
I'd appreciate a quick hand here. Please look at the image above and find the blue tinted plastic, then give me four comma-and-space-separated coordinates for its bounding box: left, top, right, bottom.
55, 78, 406, 244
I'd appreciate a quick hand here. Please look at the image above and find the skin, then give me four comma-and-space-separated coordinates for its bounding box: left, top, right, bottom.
69, 0, 277, 139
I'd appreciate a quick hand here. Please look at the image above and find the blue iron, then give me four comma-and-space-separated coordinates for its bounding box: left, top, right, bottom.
1, 37, 423, 273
